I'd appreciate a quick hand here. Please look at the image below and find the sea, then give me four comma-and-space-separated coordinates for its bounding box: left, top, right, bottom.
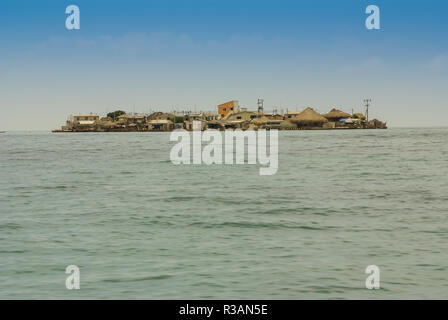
1, 128, 447, 299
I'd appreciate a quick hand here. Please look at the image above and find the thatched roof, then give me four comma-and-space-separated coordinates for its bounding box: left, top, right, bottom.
323, 108, 350, 119
290, 107, 328, 124
280, 120, 297, 129
266, 114, 284, 120
251, 116, 269, 125
353, 113, 366, 120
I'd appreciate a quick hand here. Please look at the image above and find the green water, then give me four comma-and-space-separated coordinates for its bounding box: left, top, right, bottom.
1, 128, 447, 299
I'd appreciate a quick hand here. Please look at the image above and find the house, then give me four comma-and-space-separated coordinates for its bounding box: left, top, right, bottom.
117, 114, 146, 124
218, 100, 240, 119
69, 113, 99, 125
184, 119, 208, 131
184, 113, 219, 122
284, 110, 302, 119
265, 114, 284, 120
148, 112, 182, 122
184, 113, 218, 130
223, 120, 248, 130
290, 107, 328, 128
322, 109, 351, 121
148, 120, 174, 131
225, 111, 259, 121
265, 120, 283, 129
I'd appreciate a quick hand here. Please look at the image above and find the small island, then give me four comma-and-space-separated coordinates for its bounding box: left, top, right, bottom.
52, 100, 387, 133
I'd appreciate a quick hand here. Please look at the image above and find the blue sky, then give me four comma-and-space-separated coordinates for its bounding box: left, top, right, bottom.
1, 0, 448, 130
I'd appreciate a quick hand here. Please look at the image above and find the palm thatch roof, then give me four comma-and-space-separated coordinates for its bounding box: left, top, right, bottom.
280, 120, 297, 129
290, 107, 328, 124
251, 116, 269, 125
266, 114, 284, 120
323, 108, 350, 119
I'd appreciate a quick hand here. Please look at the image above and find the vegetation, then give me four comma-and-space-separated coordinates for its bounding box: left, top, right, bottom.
174, 116, 184, 123
107, 110, 126, 120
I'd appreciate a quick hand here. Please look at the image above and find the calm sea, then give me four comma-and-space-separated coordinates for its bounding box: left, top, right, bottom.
1, 128, 447, 299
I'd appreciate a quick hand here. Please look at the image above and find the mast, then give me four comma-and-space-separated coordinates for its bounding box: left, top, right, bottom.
363, 99, 372, 122
257, 99, 264, 117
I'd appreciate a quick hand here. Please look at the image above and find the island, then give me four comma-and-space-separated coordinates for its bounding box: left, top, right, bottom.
52, 100, 387, 133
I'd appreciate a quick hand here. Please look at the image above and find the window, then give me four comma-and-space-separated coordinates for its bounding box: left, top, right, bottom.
231, 107, 233, 110
237, 116, 242, 120
223, 108, 226, 111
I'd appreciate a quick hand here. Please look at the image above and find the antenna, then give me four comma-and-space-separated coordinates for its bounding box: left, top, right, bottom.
363, 99, 372, 122
257, 99, 264, 117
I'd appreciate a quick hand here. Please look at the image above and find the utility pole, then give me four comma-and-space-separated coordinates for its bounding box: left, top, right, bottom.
363, 99, 371, 122
257, 99, 264, 117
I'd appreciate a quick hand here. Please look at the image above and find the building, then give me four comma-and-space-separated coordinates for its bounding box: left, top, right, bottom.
226, 111, 258, 121
322, 109, 351, 122
69, 113, 99, 125
184, 113, 219, 130
148, 112, 183, 123
117, 114, 146, 124
284, 110, 302, 119
265, 120, 283, 129
290, 107, 328, 128
184, 113, 219, 122
148, 120, 174, 131
218, 100, 240, 119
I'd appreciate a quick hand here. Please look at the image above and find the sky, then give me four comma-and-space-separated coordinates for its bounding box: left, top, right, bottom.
1, 0, 448, 130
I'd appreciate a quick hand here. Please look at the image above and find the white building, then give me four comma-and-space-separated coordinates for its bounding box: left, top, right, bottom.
69, 113, 99, 125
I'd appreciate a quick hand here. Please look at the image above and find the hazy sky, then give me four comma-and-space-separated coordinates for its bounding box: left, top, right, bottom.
1, 0, 448, 130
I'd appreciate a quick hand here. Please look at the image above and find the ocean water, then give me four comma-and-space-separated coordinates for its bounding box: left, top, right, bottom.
1, 128, 447, 299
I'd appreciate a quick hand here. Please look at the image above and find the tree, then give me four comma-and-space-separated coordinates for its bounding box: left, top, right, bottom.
107, 110, 126, 120
174, 116, 184, 123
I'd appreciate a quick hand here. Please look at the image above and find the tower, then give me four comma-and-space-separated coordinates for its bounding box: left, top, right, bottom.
257, 99, 264, 117
363, 99, 372, 122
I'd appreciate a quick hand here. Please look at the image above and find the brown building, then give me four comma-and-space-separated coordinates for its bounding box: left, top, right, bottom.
218, 100, 239, 119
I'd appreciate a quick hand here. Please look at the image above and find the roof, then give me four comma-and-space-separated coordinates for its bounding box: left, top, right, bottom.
251, 116, 269, 125
353, 113, 366, 120
290, 107, 329, 124
280, 120, 297, 129
323, 108, 351, 119
218, 100, 238, 106
72, 113, 99, 117
226, 120, 246, 123
200, 113, 219, 117
118, 114, 145, 119
187, 113, 218, 117
223, 110, 258, 120
149, 120, 173, 124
